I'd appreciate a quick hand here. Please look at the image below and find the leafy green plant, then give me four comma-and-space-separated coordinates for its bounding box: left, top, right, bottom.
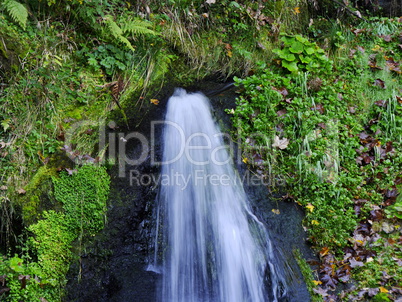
52, 164, 110, 236
29, 211, 75, 287
273, 34, 332, 73
85, 43, 134, 76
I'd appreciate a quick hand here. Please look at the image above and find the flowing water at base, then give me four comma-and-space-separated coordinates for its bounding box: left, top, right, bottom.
150, 88, 287, 302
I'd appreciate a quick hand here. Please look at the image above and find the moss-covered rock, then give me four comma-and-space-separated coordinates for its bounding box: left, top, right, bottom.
0, 16, 28, 78
17, 166, 58, 226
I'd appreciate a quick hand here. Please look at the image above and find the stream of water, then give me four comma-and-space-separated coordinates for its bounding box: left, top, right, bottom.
150, 88, 287, 302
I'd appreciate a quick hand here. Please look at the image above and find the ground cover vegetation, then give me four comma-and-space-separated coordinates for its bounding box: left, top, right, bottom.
0, 0, 401, 301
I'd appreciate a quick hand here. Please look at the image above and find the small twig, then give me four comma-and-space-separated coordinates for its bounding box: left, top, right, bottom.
331, 0, 370, 23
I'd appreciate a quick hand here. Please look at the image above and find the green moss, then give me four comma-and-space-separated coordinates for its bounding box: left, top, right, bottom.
18, 166, 58, 225
52, 164, 110, 236
294, 249, 323, 302
0, 16, 29, 73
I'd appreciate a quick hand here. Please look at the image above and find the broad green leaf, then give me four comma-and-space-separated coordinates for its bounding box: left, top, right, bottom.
280, 35, 294, 46
295, 35, 308, 44
305, 47, 315, 55
300, 55, 312, 64
276, 49, 296, 61
289, 41, 304, 54
282, 60, 298, 72
284, 53, 296, 61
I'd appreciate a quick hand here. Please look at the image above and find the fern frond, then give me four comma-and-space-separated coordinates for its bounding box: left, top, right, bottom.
103, 15, 134, 51
2, 0, 28, 29
122, 18, 159, 37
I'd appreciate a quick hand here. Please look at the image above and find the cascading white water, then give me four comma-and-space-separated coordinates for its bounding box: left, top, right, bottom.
152, 88, 286, 302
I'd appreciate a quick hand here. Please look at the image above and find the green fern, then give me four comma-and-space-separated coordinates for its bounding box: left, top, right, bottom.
122, 18, 159, 37
2, 0, 28, 29
102, 16, 159, 51
104, 15, 135, 51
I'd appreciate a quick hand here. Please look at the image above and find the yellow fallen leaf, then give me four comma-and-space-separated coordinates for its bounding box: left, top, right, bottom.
312, 280, 322, 286
242, 157, 248, 164
272, 209, 280, 215
320, 246, 330, 257
293, 7, 300, 14
372, 45, 381, 52
150, 99, 159, 105
311, 220, 319, 225
379, 286, 388, 293
306, 203, 315, 212
227, 50, 233, 58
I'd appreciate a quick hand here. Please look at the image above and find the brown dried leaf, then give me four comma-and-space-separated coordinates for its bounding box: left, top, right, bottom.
272, 136, 289, 150
352, 28, 365, 35
276, 109, 287, 117
374, 99, 387, 107
272, 86, 289, 97
17, 188, 26, 195
373, 79, 386, 89
313, 287, 329, 297
65, 168, 77, 175
311, 103, 325, 114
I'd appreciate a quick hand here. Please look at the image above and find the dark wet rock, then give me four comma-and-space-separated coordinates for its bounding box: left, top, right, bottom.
65, 81, 314, 302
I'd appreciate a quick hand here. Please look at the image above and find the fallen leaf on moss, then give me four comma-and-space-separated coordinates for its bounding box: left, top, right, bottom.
17, 188, 26, 195
306, 203, 315, 212
349, 258, 364, 268
272, 135, 289, 149
379, 286, 388, 293
373, 79, 386, 89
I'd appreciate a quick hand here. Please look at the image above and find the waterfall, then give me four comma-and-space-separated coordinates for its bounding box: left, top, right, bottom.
151, 88, 286, 302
